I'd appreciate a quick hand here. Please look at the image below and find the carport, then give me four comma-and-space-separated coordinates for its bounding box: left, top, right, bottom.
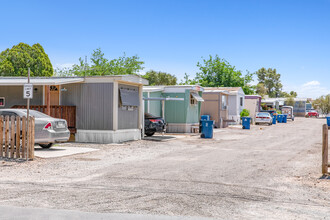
0, 75, 148, 143
0, 77, 84, 133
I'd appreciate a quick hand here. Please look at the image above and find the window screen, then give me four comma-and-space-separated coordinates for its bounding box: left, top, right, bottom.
119, 88, 140, 106
222, 95, 227, 110
240, 97, 243, 106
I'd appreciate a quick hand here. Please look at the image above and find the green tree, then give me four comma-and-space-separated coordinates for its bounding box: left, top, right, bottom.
285, 97, 295, 107
256, 68, 282, 97
195, 55, 254, 94
57, 48, 144, 76
0, 42, 53, 76
313, 95, 330, 115
142, 70, 177, 85
179, 73, 197, 85
256, 83, 268, 97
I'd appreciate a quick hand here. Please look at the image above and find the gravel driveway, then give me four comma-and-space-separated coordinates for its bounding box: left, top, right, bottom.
0, 118, 329, 219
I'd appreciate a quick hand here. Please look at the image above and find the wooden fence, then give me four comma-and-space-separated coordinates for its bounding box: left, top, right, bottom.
322, 124, 329, 174
12, 105, 76, 134
0, 116, 35, 160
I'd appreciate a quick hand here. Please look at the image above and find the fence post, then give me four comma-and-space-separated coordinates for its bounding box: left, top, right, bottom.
5, 116, 9, 158
21, 117, 26, 158
0, 116, 3, 158
322, 124, 329, 174
28, 117, 35, 160
16, 116, 21, 158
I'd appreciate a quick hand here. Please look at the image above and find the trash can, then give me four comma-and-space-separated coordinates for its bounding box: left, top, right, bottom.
277, 114, 283, 123
283, 115, 287, 123
200, 120, 214, 138
242, 117, 251, 129
327, 116, 330, 126
272, 115, 277, 124
201, 115, 210, 121
200, 115, 210, 133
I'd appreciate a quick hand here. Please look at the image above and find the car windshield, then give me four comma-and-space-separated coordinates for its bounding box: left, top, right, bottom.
310, 110, 317, 113
21, 110, 53, 118
257, 113, 270, 117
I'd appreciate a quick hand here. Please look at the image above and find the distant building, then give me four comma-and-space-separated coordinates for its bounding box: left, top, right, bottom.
245, 95, 262, 124
261, 97, 308, 117
204, 87, 245, 125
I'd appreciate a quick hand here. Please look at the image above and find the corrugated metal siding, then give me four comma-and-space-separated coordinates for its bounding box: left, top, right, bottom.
0, 85, 43, 108
61, 83, 113, 130
118, 84, 139, 129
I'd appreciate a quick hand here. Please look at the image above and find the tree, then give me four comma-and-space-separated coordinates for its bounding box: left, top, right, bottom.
285, 97, 295, 107
142, 70, 177, 85
256, 68, 282, 98
0, 43, 53, 76
256, 83, 268, 98
195, 55, 255, 94
313, 95, 330, 115
179, 73, 197, 85
56, 48, 144, 76
281, 90, 298, 98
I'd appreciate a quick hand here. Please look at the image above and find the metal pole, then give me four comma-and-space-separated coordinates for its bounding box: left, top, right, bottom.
162, 100, 165, 136
26, 68, 30, 161
142, 99, 145, 138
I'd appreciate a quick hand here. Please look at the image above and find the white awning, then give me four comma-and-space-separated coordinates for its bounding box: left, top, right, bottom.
191, 92, 204, 102
0, 77, 84, 86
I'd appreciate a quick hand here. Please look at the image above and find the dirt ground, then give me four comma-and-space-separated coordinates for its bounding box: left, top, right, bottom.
0, 117, 329, 219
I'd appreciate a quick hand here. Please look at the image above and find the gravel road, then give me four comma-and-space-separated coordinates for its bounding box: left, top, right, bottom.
0, 117, 329, 219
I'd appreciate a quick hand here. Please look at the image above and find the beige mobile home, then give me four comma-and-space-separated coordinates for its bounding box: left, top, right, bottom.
201, 89, 229, 128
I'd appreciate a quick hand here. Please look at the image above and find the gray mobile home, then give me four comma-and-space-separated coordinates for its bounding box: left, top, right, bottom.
0, 75, 148, 143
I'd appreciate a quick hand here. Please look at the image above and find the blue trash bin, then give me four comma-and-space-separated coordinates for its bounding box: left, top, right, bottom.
277, 114, 283, 123
272, 115, 277, 124
201, 115, 210, 121
327, 116, 330, 126
200, 115, 210, 133
242, 117, 251, 129
200, 120, 214, 138
283, 115, 287, 123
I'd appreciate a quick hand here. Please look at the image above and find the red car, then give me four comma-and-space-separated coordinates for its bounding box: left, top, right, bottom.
306, 110, 319, 118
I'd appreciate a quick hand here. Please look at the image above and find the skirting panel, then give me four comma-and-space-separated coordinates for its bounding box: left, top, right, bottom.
76, 129, 141, 144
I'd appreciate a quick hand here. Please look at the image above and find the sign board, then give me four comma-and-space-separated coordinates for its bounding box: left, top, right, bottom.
23, 84, 33, 99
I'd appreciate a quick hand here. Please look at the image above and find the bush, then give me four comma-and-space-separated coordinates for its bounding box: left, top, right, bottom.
240, 109, 250, 118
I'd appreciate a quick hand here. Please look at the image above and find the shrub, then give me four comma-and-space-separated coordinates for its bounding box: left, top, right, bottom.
240, 109, 250, 118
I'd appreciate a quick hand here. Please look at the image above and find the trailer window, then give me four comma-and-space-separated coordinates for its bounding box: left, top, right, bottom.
222, 95, 227, 110
0, 97, 4, 107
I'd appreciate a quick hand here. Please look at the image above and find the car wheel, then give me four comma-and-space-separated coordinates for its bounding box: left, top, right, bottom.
39, 143, 53, 148
145, 132, 155, 137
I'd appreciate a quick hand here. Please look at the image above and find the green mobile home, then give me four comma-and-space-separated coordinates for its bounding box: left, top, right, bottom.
143, 85, 204, 133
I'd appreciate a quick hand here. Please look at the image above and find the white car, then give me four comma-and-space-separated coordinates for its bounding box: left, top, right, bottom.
255, 112, 273, 125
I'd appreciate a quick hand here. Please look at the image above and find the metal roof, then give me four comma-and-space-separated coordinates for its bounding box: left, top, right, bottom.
0, 77, 84, 86
0, 75, 148, 86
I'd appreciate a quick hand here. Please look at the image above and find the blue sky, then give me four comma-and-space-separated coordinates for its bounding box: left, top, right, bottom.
1, 0, 329, 98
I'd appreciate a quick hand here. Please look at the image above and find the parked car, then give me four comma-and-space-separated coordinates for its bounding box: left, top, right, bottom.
281, 106, 295, 121
306, 109, 319, 118
0, 109, 70, 148
144, 113, 166, 136
261, 110, 277, 117
255, 112, 273, 125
